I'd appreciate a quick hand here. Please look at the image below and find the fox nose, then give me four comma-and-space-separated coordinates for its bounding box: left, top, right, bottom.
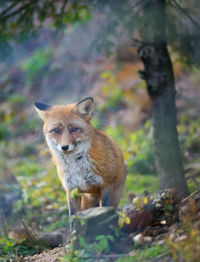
61, 145, 69, 151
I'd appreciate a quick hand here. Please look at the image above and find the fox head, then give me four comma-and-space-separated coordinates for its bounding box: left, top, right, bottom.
34, 97, 94, 155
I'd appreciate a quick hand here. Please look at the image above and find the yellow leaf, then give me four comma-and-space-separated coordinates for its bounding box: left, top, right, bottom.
125, 217, 131, 224
143, 197, 148, 205
101, 71, 111, 79
133, 196, 148, 209
123, 151, 130, 161
118, 218, 123, 228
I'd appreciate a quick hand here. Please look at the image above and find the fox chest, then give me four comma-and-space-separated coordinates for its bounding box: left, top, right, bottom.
59, 154, 103, 191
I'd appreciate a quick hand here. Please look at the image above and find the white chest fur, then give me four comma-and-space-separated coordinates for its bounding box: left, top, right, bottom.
46, 137, 103, 191
60, 152, 103, 191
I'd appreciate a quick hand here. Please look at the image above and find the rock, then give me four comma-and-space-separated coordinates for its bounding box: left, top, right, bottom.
133, 233, 143, 243
9, 223, 66, 249
74, 207, 118, 245
41, 228, 66, 248
73, 206, 132, 253
133, 233, 152, 244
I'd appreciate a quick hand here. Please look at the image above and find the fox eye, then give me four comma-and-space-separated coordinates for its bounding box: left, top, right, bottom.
70, 127, 79, 133
52, 128, 61, 134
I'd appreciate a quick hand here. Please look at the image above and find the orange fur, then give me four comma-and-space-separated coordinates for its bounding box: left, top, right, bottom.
34, 98, 126, 214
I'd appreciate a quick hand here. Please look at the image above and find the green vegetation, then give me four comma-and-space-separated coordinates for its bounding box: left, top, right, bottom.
178, 115, 200, 160
117, 245, 169, 262
21, 47, 53, 87
0, 235, 36, 261
63, 232, 169, 262
166, 198, 200, 262
64, 233, 118, 262
105, 121, 155, 175
0, 85, 200, 259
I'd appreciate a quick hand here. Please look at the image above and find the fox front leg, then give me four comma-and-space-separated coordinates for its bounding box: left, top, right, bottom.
100, 181, 123, 207
65, 189, 81, 234
66, 189, 82, 215
100, 187, 113, 207
101, 167, 126, 208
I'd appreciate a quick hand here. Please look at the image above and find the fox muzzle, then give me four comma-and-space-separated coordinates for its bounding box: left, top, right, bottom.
61, 145, 69, 151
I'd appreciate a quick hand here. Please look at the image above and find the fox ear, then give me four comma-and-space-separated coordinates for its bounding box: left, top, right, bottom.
76, 97, 94, 121
34, 102, 51, 120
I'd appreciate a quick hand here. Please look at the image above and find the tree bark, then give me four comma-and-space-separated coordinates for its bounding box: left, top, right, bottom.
138, 0, 189, 197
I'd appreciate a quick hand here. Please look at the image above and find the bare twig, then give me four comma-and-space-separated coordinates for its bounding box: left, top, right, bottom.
131, 0, 149, 10
1, 1, 19, 16
173, 0, 200, 31
0, 0, 39, 21
21, 219, 39, 245
61, 0, 68, 15
181, 189, 199, 204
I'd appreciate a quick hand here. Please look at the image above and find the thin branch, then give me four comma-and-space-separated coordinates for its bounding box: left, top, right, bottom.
0, 0, 39, 21
173, 0, 200, 31
131, 0, 150, 10
111, 0, 149, 16
1, 1, 19, 16
21, 219, 39, 245
61, 0, 68, 15
181, 189, 199, 204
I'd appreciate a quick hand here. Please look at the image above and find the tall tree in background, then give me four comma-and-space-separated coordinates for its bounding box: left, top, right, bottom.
137, 0, 189, 196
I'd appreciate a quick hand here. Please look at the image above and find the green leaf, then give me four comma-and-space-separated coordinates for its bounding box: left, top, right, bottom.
70, 188, 81, 199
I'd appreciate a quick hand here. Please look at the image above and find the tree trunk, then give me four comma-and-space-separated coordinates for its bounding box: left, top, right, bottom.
138, 0, 189, 197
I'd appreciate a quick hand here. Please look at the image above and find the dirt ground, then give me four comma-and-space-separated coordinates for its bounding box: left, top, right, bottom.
24, 247, 65, 262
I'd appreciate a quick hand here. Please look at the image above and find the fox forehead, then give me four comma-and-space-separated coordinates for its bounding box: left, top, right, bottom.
46, 104, 75, 116
43, 104, 88, 131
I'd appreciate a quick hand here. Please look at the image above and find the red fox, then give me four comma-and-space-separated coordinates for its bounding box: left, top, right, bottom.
34, 97, 126, 216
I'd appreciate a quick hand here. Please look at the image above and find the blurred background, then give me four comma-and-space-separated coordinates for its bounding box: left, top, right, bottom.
0, 0, 200, 258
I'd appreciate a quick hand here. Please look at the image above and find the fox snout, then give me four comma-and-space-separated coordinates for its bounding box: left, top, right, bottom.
61, 145, 69, 151
60, 143, 76, 152
57, 142, 76, 153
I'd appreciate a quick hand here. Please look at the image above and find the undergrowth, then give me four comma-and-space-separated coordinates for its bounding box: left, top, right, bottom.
166, 198, 200, 262
0, 79, 200, 259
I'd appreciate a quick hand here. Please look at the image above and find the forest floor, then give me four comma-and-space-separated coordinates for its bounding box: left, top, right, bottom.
20, 189, 200, 262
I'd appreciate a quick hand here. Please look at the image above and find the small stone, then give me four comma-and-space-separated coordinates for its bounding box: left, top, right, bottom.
143, 236, 152, 242
160, 220, 167, 225
175, 235, 188, 242
133, 233, 144, 243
